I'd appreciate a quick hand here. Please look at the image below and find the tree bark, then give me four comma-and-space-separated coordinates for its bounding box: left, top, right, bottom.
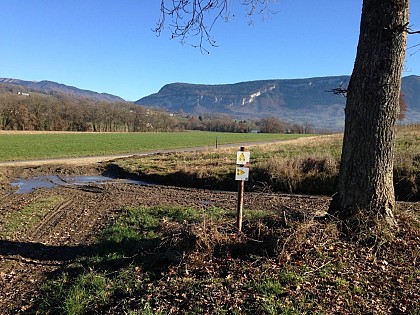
328, 0, 409, 228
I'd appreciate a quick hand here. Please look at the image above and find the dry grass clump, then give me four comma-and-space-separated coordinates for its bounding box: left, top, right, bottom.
394, 125, 420, 201
111, 127, 419, 199
156, 207, 337, 267
147, 205, 419, 314
254, 154, 339, 195
0, 169, 6, 182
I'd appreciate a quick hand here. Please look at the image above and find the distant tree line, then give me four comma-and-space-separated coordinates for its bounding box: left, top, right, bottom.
0, 90, 311, 133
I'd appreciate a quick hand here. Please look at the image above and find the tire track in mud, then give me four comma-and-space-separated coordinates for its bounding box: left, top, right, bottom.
0, 188, 119, 314
25, 187, 117, 246
55, 188, 113, 245
29, 199, 73, 243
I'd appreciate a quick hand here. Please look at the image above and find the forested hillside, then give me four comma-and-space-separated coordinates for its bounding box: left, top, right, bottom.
0, 87, 309, 133
0, 78, 124, 102
0, 91, 175, 132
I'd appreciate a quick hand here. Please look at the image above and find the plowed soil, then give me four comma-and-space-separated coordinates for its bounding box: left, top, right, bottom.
0, 160, 331, 314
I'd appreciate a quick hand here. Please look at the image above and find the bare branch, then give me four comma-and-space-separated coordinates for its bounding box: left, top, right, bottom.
408, 42, 420, 57
406, 23, 420, 57
154, 0, 279, 52
154, 0, 229, 53
328, 87, 348, 98
327, 81, 348, 98
406, 27, 420, 35
243, 0, 277, 17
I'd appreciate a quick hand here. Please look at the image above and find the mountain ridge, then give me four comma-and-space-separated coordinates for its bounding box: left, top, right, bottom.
0, 78, 124, 102
2, 76, 419, 131
136, 75, 420, 130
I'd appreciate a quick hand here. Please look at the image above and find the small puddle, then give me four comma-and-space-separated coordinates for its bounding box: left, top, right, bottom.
11, 175, 148, 194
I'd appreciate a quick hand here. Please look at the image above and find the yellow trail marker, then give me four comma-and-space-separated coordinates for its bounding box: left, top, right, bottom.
236, 151, 250, 165
237, 168, 246, 176
235, 167, 249, 181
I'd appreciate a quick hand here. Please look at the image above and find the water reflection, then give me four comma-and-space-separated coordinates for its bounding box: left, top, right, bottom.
11, 175, 147, 194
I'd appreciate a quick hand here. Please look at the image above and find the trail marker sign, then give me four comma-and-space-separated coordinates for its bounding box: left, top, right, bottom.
235, 147, 250, 232
235, 149, 250, 181
236, 151, 250, 165
235, 167, 249, 181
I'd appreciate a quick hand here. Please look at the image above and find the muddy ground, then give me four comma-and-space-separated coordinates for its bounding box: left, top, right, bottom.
1, 159, 418, 314
0, 159, 334, 314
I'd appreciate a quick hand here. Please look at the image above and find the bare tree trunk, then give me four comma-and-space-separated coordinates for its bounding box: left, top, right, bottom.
328, 0, 409, 229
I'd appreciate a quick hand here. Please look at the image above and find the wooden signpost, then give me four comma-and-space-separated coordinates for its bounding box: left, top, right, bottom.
235, 146, 250, 232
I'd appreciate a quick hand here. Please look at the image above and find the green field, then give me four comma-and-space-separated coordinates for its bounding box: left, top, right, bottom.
0, 132, 313, 161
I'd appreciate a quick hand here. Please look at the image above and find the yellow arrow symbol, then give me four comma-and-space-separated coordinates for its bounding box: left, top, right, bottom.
238, 153, 246, 162
236, 168, 246, 176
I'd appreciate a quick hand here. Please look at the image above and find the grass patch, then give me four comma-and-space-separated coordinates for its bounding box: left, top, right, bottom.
112, 126, 420, 200
0, 132, 310, 161
394, 125, 420, 201
110, 135, 338, 192
0, 196, 62, 238
34, 203, 419, 314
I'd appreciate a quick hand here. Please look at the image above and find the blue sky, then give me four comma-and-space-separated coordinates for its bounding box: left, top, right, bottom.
1, 1, 419, 101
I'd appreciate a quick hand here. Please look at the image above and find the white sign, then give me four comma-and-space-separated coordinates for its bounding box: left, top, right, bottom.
235, 167, 249, 181
236, 151, 250, 165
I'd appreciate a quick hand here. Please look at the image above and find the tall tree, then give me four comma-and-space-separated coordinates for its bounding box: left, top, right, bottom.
328, 0, 409, 231
156, 0, 412, 232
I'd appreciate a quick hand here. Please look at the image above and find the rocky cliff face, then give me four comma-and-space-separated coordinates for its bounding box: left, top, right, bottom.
136, 75, 420, 130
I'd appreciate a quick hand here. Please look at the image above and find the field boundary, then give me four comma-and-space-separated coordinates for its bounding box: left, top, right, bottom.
0, 138, 320, 167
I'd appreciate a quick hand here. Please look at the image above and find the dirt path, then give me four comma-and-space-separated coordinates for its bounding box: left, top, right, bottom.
0, 154, 136, 167
0, 136, 325, 168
